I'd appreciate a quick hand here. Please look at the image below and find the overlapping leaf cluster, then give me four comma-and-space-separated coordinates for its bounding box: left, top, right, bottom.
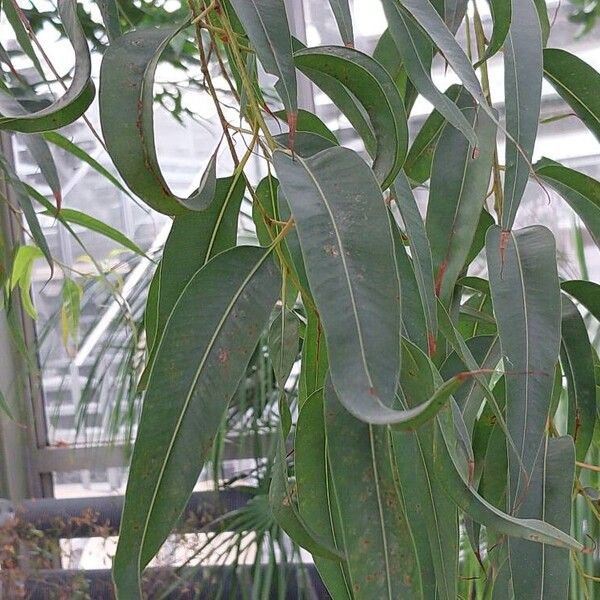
1, 0, 600, 598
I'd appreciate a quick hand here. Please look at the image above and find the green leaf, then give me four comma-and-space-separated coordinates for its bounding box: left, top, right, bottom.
97, 0, 122, 42
535, 159, 600, 250
41, 208, 147, 258
327, 0, 354, 47
229, 0, 297, 118
502, 0, 543, 229
432, 406, 581, 551
274, 109, 338, 145
543, 48, 600, 142
560, 294, 596, 461
295, 389, 352, 598
392, 341, 462, 600
325, 377, 423, 599
0, 0, 95, 133
486, 225, 561, 512
140, 175, 246, 389
509, 436, 575, 600
404, 85, 462, 185
113, 246, 279, 599
475, 0, 511, 66
61, 277, 82, 349
392, 173, 437, 353
443, 0, 468, 32
534, 0, 551, 46
268, 308, 299, 389
274, 147, 404, 423
43, 131, 135, 201
99, 24, 218, 215
10, 245, 43, 319
269, 428, 343, 561
381, 0, 477, 146
0, 388, 16, 422
294, 45, 408, 189
561, 279, 600, 322
427, 89, 497, 306
297, 306, 328, 408
21, 134, 62, 208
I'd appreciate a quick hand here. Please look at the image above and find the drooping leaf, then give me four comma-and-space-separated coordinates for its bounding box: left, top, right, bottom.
502, 0, 543, 230
99, 24, 218, 215
560, 294, 596, 461
508, 435, 576, 600
97, 0, 121, 42
392, 173, 437, 354
475, 0, 511, 67
140, 176, 246, 390
327, 0, 354, 47
0, 0, 95, 133
534, 0, 551, 46
391, 341, 459, 600
426, 88, 496, 306
42, 132, 135, 201
486, 225, 561, 512
433, 405, 581, 551
381, 0, 477, 146
229, 0, 297, 118
561, 279, 600, 322
268, 308, 299, 389
543, 48, 600, 142
294, 46, 408, 189
269, 428, 343, 561
21, 134, 62, 208
297, 306, 328, 408
113, 246, 279, 599
535, 158, 600, 249
274, 147, 402, 422
41, 208, 147, 257
404, 85, 462, 185
295, 389, 352, 598
61, 277, 82, 349
325, 377, 423, 599
9, 245, 43, 319
443, 0, 468, 32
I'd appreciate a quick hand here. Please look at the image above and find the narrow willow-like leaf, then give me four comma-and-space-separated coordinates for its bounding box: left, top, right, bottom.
99, 25, 218, 215
509, 436, 576, 600
268, 309, 299, 389
560, 295, 596, 461
536, 158, 600, 249
269, 430, 343, 561
297, 306, 328, 408
390, 223, 428, 353
294, 46, 408, 189
140, 176, 246, 389
22, 134, 61, 207
0, 0, 94, 133
41, 208, 146, 257
391, 341, 459, 600
113, 246, 279, 599
43, 131, 134, 201
393, 0, 490, 112
393, 173, 437, 353
443, 0, 468, 32
433, 407, 581, 551
502, 0, 543, 230
486, 225, 561, 512
475, 0, 511, 67
325, 378, 422, 599
381, 0, 477, 146
327, 0, 354, 47
404, 85, 461, 185
427, 89, 496, 306
97, 0, 121, 42
295, 390, 352, 598
229, 0, 297, 118
561, 280, 600, 322
543, 49, 600, 142
534, 0, 551, 46
274, 147, 403, 423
